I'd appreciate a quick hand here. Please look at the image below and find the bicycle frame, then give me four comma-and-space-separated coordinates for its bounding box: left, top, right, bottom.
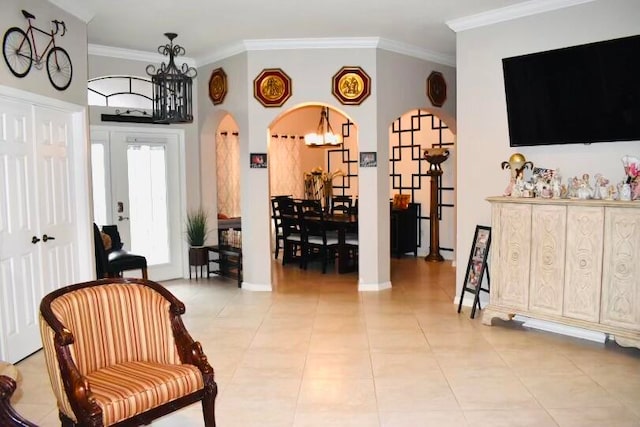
20, 17, 59, 64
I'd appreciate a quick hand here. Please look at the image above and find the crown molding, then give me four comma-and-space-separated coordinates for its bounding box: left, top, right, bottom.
446, 0, 596, 32
88, 44, 197, 68
195, 37, 454, 67
47, 0, 97, 22
194, 41, 247, 67
377, 38, 455, 67
243, 37, 380, 51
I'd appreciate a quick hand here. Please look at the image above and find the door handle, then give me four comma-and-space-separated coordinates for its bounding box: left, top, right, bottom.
32, 236, 41, 244
42, 234, 56, 242
118, 215, 130, 221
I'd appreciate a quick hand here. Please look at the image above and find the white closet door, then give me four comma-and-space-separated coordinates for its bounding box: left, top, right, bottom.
0, 99, 42, 362
0, 99, 80, 363
33, 106, 77, 296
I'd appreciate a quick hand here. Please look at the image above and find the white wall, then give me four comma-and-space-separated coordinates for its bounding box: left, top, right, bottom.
1, 0, 88, 106
455, 0, 640, 300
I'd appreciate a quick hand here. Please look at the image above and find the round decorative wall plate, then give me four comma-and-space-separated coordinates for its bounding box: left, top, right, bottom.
208, 67, 227, 105
427, 71, 447, 107
253, 68, 292, 107
332, 66, 371, 105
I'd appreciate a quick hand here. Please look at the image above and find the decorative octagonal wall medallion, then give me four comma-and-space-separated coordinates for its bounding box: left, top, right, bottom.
208, 67, 227, 105
253, 68, 292, 107
332, 66, 371, 105
427, 71, 447, 107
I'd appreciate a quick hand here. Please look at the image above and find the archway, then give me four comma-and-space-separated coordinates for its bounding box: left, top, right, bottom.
388, 108, 457, 260
267, 103, 360, 273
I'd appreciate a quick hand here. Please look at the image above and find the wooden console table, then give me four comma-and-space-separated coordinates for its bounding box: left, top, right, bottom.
484, 197, 640, 350
207, 245, 242, 287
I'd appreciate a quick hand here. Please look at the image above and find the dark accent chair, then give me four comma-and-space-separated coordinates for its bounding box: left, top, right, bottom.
39, 278, 217, 427
93, 223, 148, 280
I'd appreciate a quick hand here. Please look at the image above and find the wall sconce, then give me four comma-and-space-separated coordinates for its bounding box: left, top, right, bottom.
304, 106, 342, 147
146, 33, 197, 124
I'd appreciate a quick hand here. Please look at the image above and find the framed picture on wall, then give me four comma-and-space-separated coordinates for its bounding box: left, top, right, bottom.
250, 153, 267, 168
360, 152, 377, 167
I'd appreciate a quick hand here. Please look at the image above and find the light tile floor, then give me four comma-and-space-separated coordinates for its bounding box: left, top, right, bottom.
12, 258, 640, 426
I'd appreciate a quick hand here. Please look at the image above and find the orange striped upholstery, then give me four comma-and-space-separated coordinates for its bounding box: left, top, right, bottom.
49, 283, 182, 374
87, 361, 203, 425
40, 282, 204, 426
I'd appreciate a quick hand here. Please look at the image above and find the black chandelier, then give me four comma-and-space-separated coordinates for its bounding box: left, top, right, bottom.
146, 33, 197, 124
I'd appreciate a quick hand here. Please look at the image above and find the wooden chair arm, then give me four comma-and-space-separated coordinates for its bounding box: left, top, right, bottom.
0, 375, 38, 427
54, 332, 102, 425
40, 296, 103, 425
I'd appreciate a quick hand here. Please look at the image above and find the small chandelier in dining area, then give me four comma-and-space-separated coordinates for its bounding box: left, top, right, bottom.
146, 33, 197, 124
304, 106, 342, 147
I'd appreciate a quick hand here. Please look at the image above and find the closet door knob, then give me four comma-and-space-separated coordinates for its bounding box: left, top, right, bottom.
32, 236, 41, 244
42, 234, 56, 242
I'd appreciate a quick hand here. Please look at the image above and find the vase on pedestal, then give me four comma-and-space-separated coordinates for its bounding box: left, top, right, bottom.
423, 147, 450, 262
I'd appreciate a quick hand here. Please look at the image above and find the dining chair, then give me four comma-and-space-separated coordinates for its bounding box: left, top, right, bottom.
280, 198, 304, 267
270, 195, 292, 259
330, 195, 352, 215
299, 200, 339, 273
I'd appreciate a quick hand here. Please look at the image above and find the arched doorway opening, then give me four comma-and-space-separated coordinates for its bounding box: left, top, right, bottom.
267, 103, 360, 274
388, 108, 457, 261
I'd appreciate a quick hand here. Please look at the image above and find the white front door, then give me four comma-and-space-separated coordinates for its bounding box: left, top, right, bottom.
0, 98, 80, 363
91, 127, 184, 281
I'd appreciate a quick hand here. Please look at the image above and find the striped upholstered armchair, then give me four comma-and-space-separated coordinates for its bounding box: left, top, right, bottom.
39, 278, 217, 426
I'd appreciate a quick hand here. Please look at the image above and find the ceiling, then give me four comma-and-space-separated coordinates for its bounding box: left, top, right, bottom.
52, 0, 549, 65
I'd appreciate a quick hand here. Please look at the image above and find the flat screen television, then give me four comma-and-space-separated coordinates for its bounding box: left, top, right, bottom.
502, 35, 640, 147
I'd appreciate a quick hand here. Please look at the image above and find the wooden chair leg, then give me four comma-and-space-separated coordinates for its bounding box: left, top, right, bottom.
274, 237, 280, 259
202, 380, 217, 427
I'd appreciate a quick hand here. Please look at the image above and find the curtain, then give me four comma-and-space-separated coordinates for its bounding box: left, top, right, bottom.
216, 132, 241, 217
269, 136, 303, 198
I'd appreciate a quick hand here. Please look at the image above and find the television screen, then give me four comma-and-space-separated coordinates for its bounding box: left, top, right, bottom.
502, 35, 640, 147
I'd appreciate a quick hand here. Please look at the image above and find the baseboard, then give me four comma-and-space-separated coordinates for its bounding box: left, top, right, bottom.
241, 282, 272, 291
358, 281, 392, 291
514, 315, 606, 343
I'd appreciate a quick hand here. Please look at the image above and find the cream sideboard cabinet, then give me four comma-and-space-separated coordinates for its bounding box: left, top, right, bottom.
483, 197, 640, 349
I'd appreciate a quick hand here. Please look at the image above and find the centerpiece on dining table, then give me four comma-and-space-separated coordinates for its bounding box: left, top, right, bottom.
303, 167, 344, 210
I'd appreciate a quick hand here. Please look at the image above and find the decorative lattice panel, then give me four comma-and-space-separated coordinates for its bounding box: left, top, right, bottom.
389, 110, 456, 258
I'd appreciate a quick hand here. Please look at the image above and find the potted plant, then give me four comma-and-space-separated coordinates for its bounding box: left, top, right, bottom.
186, 207, 209, 247
186, 208, 209, 276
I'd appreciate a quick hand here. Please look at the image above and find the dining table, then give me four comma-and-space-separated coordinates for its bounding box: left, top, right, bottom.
322, 213, 358, 274
281, 210, 358, 274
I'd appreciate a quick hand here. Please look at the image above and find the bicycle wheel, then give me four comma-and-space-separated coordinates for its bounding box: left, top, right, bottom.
46, 46, 73, 91
2, 27, 33, 78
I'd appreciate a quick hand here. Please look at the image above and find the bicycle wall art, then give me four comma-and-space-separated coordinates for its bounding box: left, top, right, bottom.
2, 9, 73, 91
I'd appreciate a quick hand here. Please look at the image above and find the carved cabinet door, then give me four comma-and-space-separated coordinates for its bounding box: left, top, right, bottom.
563, 206, 604, 322
491, 202, 532, 311
601, 207, 640, 331
529, 205, 566, 316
